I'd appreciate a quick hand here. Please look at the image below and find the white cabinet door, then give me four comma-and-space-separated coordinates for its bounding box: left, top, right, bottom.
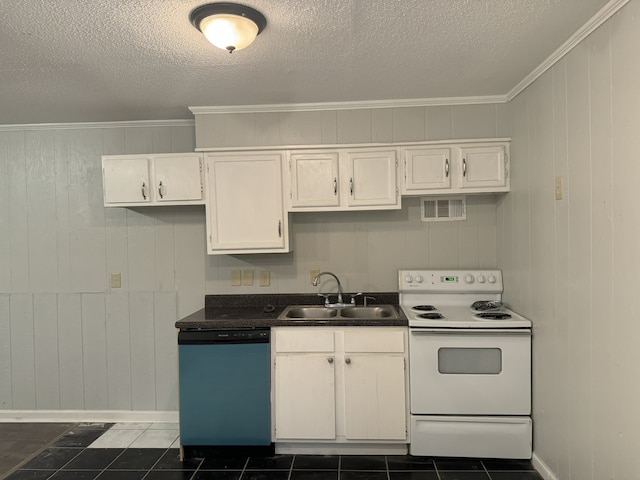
206, 152, 289, 254
154, 154, 203, 202
459, 145, 507, 189
103, 156, 151, 204
274, 354, 336, 440
403, 147, 451, 193
343, 355, 407, 440
347, 149, 399, 208
103, 153, 204, 206
289, 152, 340, 208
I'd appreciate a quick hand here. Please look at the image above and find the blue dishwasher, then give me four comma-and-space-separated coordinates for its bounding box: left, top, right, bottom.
178, 328, 271, 446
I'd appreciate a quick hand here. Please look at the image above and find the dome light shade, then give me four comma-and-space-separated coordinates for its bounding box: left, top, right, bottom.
190, 3, 267, 53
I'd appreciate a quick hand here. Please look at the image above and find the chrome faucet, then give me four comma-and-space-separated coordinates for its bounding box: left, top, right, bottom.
313, 271, 348, 306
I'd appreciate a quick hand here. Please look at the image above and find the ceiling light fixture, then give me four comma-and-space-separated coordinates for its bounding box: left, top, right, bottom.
189, 2, 267, 53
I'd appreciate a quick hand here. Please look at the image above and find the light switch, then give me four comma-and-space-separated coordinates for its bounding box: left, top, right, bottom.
242, 269, 254, 286
259, 270, 270, 286
231, 270, 242, 286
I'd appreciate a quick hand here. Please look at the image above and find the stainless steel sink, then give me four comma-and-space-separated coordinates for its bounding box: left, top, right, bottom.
278, 305, 398, 321
283, 307, 338, 319
339, 306, 396, 318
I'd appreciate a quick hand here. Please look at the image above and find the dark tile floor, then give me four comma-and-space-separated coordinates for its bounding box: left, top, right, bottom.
1, 423, 544, 480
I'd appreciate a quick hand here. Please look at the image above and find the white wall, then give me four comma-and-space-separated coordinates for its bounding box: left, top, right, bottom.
0, 104, 506, 414
498, 2, 640, 479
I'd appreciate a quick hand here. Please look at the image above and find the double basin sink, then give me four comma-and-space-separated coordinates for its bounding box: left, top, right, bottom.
278, 305, 399, 321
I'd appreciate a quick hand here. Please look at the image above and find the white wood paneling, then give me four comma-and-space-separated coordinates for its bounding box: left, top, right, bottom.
129, 292, 156, 410
33, 294, 60, 409
10, 294, 35, 408
26, 131, 58, 293
610, 2, 640, 478
498, 3, 640, 479
54, 130, 72, 293
81, 294, 108, 410
451, 104, 498, 139
153, 293, 178, 411
0, 134, 10, 292
0, 295, 12, 409
337, 110, 372, 144
392, 107, 426, 143
58, 294, 85, 409
588, 20, 615, 480
8, 132, 29, 292
67, 129, 106, 293
1, 110, 504, 416
565, 41, 594, 480
426, 106, 452, 140
105, 293, 131, 410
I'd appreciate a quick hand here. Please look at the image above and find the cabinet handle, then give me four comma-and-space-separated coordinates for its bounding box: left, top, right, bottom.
445, 159, 449, 177
345, 358, 351, 365
278, 220, 282, 238
333, 177, 337, 195
349, 177, 354, 195
141, 182, 147, 200
158, 181, 164, 199
327, 357, 334, 364
463, 158, 467, 177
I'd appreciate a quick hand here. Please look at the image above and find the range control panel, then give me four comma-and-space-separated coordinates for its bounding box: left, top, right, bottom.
398, 270, 503, 293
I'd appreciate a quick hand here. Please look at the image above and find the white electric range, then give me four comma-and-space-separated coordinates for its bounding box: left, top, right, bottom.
399, 269, 532, 459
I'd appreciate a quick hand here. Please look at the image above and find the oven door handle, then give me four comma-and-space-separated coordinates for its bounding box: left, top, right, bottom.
410, 329, 531, 335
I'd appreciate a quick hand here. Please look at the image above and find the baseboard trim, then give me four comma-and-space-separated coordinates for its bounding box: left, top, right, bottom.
532, 452, 559, 480
0, 410, 179, 423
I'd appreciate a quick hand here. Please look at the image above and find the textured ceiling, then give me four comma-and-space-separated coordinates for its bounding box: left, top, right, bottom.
0, 0, 611, 125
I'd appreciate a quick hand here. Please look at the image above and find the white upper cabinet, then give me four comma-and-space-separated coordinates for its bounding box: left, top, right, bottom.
205, 152, 290, 255
287, 148, 400, 211
288, 151, 340, 208
459, 144, 507, 190
102, 153, 204, 206
402, 147, 452, 193
401, 141, 509, 195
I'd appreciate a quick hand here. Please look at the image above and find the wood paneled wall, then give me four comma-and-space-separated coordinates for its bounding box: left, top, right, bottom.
498, 2, 640, 478
0, 103, 505, 414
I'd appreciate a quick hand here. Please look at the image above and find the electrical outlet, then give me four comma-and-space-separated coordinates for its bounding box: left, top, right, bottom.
310, 269, 320, 284
110, 273, 121, 289
242, 269, 254, 286
259, 270, 270, 286
555, 176, 564, 200
231, 270, 242, 286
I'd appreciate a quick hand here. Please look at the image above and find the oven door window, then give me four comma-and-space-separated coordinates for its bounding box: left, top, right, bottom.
438, 347, 502, 374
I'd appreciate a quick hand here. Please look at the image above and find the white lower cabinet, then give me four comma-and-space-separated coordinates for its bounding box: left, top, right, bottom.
272, 327, 408, 451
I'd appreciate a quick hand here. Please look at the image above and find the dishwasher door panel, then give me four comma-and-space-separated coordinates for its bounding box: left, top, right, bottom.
179, 342, 271, 445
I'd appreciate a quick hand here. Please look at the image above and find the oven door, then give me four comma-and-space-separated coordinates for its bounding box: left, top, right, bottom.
409, 328, 531, 415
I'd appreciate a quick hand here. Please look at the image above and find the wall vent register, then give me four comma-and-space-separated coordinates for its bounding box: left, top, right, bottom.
421, 196, 466, 222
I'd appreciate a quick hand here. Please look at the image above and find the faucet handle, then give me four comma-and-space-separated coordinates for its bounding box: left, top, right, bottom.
350, 293, 363, 305
317, 293, 331, 306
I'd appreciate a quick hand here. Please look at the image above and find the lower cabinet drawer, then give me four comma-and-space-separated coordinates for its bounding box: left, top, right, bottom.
410, 416, 532, 459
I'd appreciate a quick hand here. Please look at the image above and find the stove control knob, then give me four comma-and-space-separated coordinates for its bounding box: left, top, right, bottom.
464, 274, 475, 284
404, 274, 414, 283
415, 274, 424, 283
488, 275, 497, 283
477, 275, 486, 283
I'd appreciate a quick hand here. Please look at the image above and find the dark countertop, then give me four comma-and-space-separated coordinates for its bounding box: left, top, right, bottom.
175, 293, 407, 329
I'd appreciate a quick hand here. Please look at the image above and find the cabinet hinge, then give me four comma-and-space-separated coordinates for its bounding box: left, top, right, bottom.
395, 159, 398, 167
288, 160, 291, 171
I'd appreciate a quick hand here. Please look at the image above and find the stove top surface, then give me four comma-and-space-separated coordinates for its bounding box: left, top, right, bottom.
398, 269, 531, 328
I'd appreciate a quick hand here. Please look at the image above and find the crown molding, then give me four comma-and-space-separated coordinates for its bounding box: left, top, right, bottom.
0, 119, 194, 132
189, 95, 508, 115
507, 0, 629, 101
